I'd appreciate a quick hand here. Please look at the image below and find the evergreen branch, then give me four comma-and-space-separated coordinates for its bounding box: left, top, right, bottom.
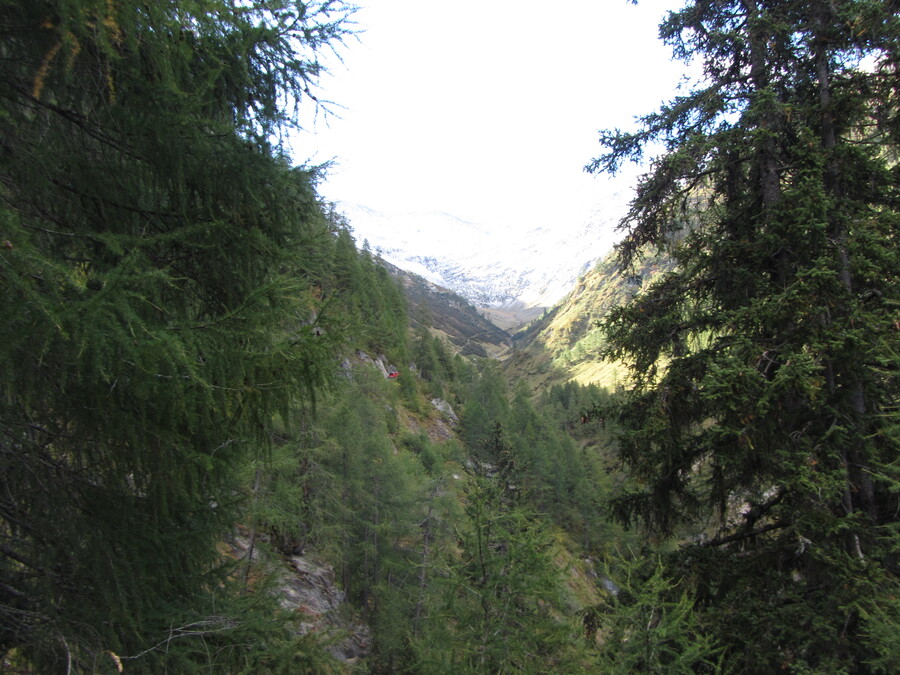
701, 520, 789, 548
0, 581, 28, 601
46, 175, 190, 223
19, 221, 99, 240
12, 82, 140, 160
0, 542, 47, 575
118, 617, 241, 662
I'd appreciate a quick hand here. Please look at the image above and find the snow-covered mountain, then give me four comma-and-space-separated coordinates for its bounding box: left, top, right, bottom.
333, 185, 632, 326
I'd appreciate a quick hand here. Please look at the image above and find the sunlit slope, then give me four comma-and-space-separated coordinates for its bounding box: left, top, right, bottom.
507, 250, 671, 390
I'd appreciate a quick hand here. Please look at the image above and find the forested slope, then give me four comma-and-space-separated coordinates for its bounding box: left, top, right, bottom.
378, 258, 512, 359
0, 3, 628, 671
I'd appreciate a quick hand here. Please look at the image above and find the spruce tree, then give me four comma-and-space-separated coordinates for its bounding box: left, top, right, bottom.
0, 0, 353, 669
589, 1, 899, 671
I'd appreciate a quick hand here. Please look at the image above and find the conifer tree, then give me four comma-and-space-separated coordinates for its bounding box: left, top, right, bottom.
593, 557, 721, 673
0, 0, 353, 669
422, 423, 578, 673
590, 1, 899, 670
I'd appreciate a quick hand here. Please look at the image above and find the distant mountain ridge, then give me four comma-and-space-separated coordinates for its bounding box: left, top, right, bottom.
335, 195, 631, 327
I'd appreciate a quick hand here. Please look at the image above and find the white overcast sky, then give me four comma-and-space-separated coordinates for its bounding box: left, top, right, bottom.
291, 0, 688, 233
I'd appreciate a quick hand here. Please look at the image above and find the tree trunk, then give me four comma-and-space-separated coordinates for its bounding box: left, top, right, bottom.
814, 8, 878, 534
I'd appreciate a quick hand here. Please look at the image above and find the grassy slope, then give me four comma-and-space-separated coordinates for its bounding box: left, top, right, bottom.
505, 250, 671, 392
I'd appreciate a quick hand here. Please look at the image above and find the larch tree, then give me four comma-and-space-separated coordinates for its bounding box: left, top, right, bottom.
589, 0, 898, 671
0, 0, 354, 670
426, 423, 578, 674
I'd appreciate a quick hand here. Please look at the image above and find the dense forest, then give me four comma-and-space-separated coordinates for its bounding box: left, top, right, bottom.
1, 1, 897, 673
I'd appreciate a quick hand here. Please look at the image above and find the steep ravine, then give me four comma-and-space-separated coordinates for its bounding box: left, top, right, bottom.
230, 349, 605, 669
227, 352, 464, 668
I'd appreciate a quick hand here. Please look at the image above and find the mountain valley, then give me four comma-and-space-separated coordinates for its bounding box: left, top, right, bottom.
375, 223, 670, 393
5, 2, 896, 672
335, 189, 632, 326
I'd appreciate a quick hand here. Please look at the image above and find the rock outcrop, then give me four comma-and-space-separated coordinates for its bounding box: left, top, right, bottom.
226, 531, 370, 665
276, 554, 370, 662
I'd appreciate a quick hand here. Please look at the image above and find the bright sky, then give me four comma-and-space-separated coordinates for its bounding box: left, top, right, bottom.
291, 0, 688, 234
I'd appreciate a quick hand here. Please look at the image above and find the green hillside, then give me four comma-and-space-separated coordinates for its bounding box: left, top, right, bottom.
506, 250, 672, 391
